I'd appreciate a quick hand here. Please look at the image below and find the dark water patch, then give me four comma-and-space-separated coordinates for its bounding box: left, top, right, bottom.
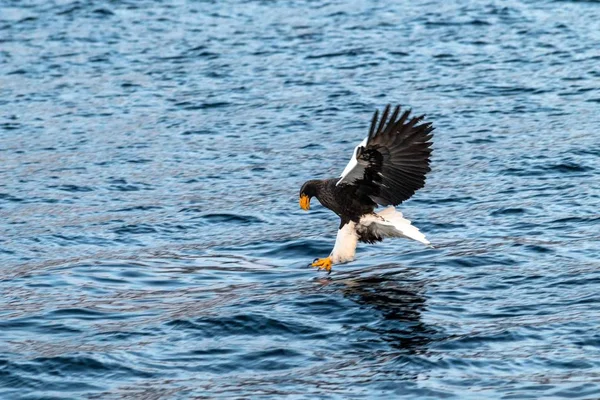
125, 158, 152, 164
120, 82, 140, 88
178, 206, 203, 213
425, 19, 492, 27
467, 137, 496, 144
522, 244, 554, 254
257, 239, 333, 259
501, 163, 592, 177
112, 224, 157, 235
181, 129, 213, 135
426, 222, 468, 230
389, 51, 410, 57
0, 318, 83, 335
542, 162, 592, 173
173, 101, 230, 110
92, 8, 114, 17
305, 49, 372, 59
107, 182, 152, 191
1, 121, 22, 129
187, 50, 220, 60
49, 308, 111, 318
92, 330, 157, 341
200, 213, 264, 225
49, 166, 86, 172
445, 254, 518, 268
166, 313, 321, 337
491, 207, 528, 216
20, 356, 153, 379
111, 205, 163, 212
48, 184, 94, 193
0, 360, 102, 391
573, 147, 600, 157
0, 193, 24, 203
412, 196, 475, 205
49, 234, 114, 247
549, 216, 600, 225
232, 348, 303, 371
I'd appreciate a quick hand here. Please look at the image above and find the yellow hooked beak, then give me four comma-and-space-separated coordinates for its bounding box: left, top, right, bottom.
299, 194, 310, 211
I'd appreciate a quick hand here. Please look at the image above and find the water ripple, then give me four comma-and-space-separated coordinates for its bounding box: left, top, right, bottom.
1, 0, 600, 398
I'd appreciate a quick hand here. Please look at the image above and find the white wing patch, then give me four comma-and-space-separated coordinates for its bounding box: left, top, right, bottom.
336, 137, 368, 186
358, 207, 430, 246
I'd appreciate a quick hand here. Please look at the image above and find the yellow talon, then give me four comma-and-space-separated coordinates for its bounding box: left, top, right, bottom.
311, 257, 332, 272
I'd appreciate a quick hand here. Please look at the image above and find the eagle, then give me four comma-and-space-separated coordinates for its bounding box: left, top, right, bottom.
299, 104, 434, 272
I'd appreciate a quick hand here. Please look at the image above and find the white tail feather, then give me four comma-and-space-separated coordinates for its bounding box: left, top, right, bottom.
359, 206, 430, 246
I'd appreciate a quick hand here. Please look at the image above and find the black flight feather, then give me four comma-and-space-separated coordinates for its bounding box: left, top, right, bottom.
350, 104, 434, 206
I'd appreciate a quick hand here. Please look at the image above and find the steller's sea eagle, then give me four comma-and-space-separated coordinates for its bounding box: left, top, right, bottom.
299, 104, 434, 272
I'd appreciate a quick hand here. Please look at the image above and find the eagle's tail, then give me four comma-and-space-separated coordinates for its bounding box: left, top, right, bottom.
359, 207, 430, 246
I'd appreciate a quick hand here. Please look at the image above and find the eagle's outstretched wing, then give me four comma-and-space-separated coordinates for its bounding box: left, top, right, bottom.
337, 105, 434, 206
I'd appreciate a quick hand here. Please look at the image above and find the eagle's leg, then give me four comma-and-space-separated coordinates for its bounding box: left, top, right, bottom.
311, 221, 358, 272
311, 257, 332, 272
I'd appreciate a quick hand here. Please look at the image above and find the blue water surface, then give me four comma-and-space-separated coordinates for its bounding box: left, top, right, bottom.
1, 0, 600, 398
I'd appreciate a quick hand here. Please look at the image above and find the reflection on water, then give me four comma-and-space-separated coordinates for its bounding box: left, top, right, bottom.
337, 266, 436, 355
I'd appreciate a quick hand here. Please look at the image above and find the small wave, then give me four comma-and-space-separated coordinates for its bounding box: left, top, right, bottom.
502, 161, 592, 176
181, 129, 213, 135
550, 216, 600, 224
305, 49, 372, 59
257, 239, 330, 258
111, 205, 163, 212
92, 8, 114, 17
491, 207, 528, 216
49, 184, 94, 193
200, 213, 264, 225
0, 193, 24, 202
165, 313, 321, 337
542, 162, 592, 173
112, 224, 157, 234
173, 101, 230, 110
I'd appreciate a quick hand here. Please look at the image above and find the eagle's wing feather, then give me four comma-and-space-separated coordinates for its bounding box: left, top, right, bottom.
337, 105, 434, 206
337, 137, 368, 185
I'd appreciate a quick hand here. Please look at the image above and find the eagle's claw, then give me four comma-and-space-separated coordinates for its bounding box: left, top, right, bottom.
311, 257, 332, 272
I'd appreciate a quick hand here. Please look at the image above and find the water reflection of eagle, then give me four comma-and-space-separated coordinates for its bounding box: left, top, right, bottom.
335, 266, 437, 355
299, 105, 434, 272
